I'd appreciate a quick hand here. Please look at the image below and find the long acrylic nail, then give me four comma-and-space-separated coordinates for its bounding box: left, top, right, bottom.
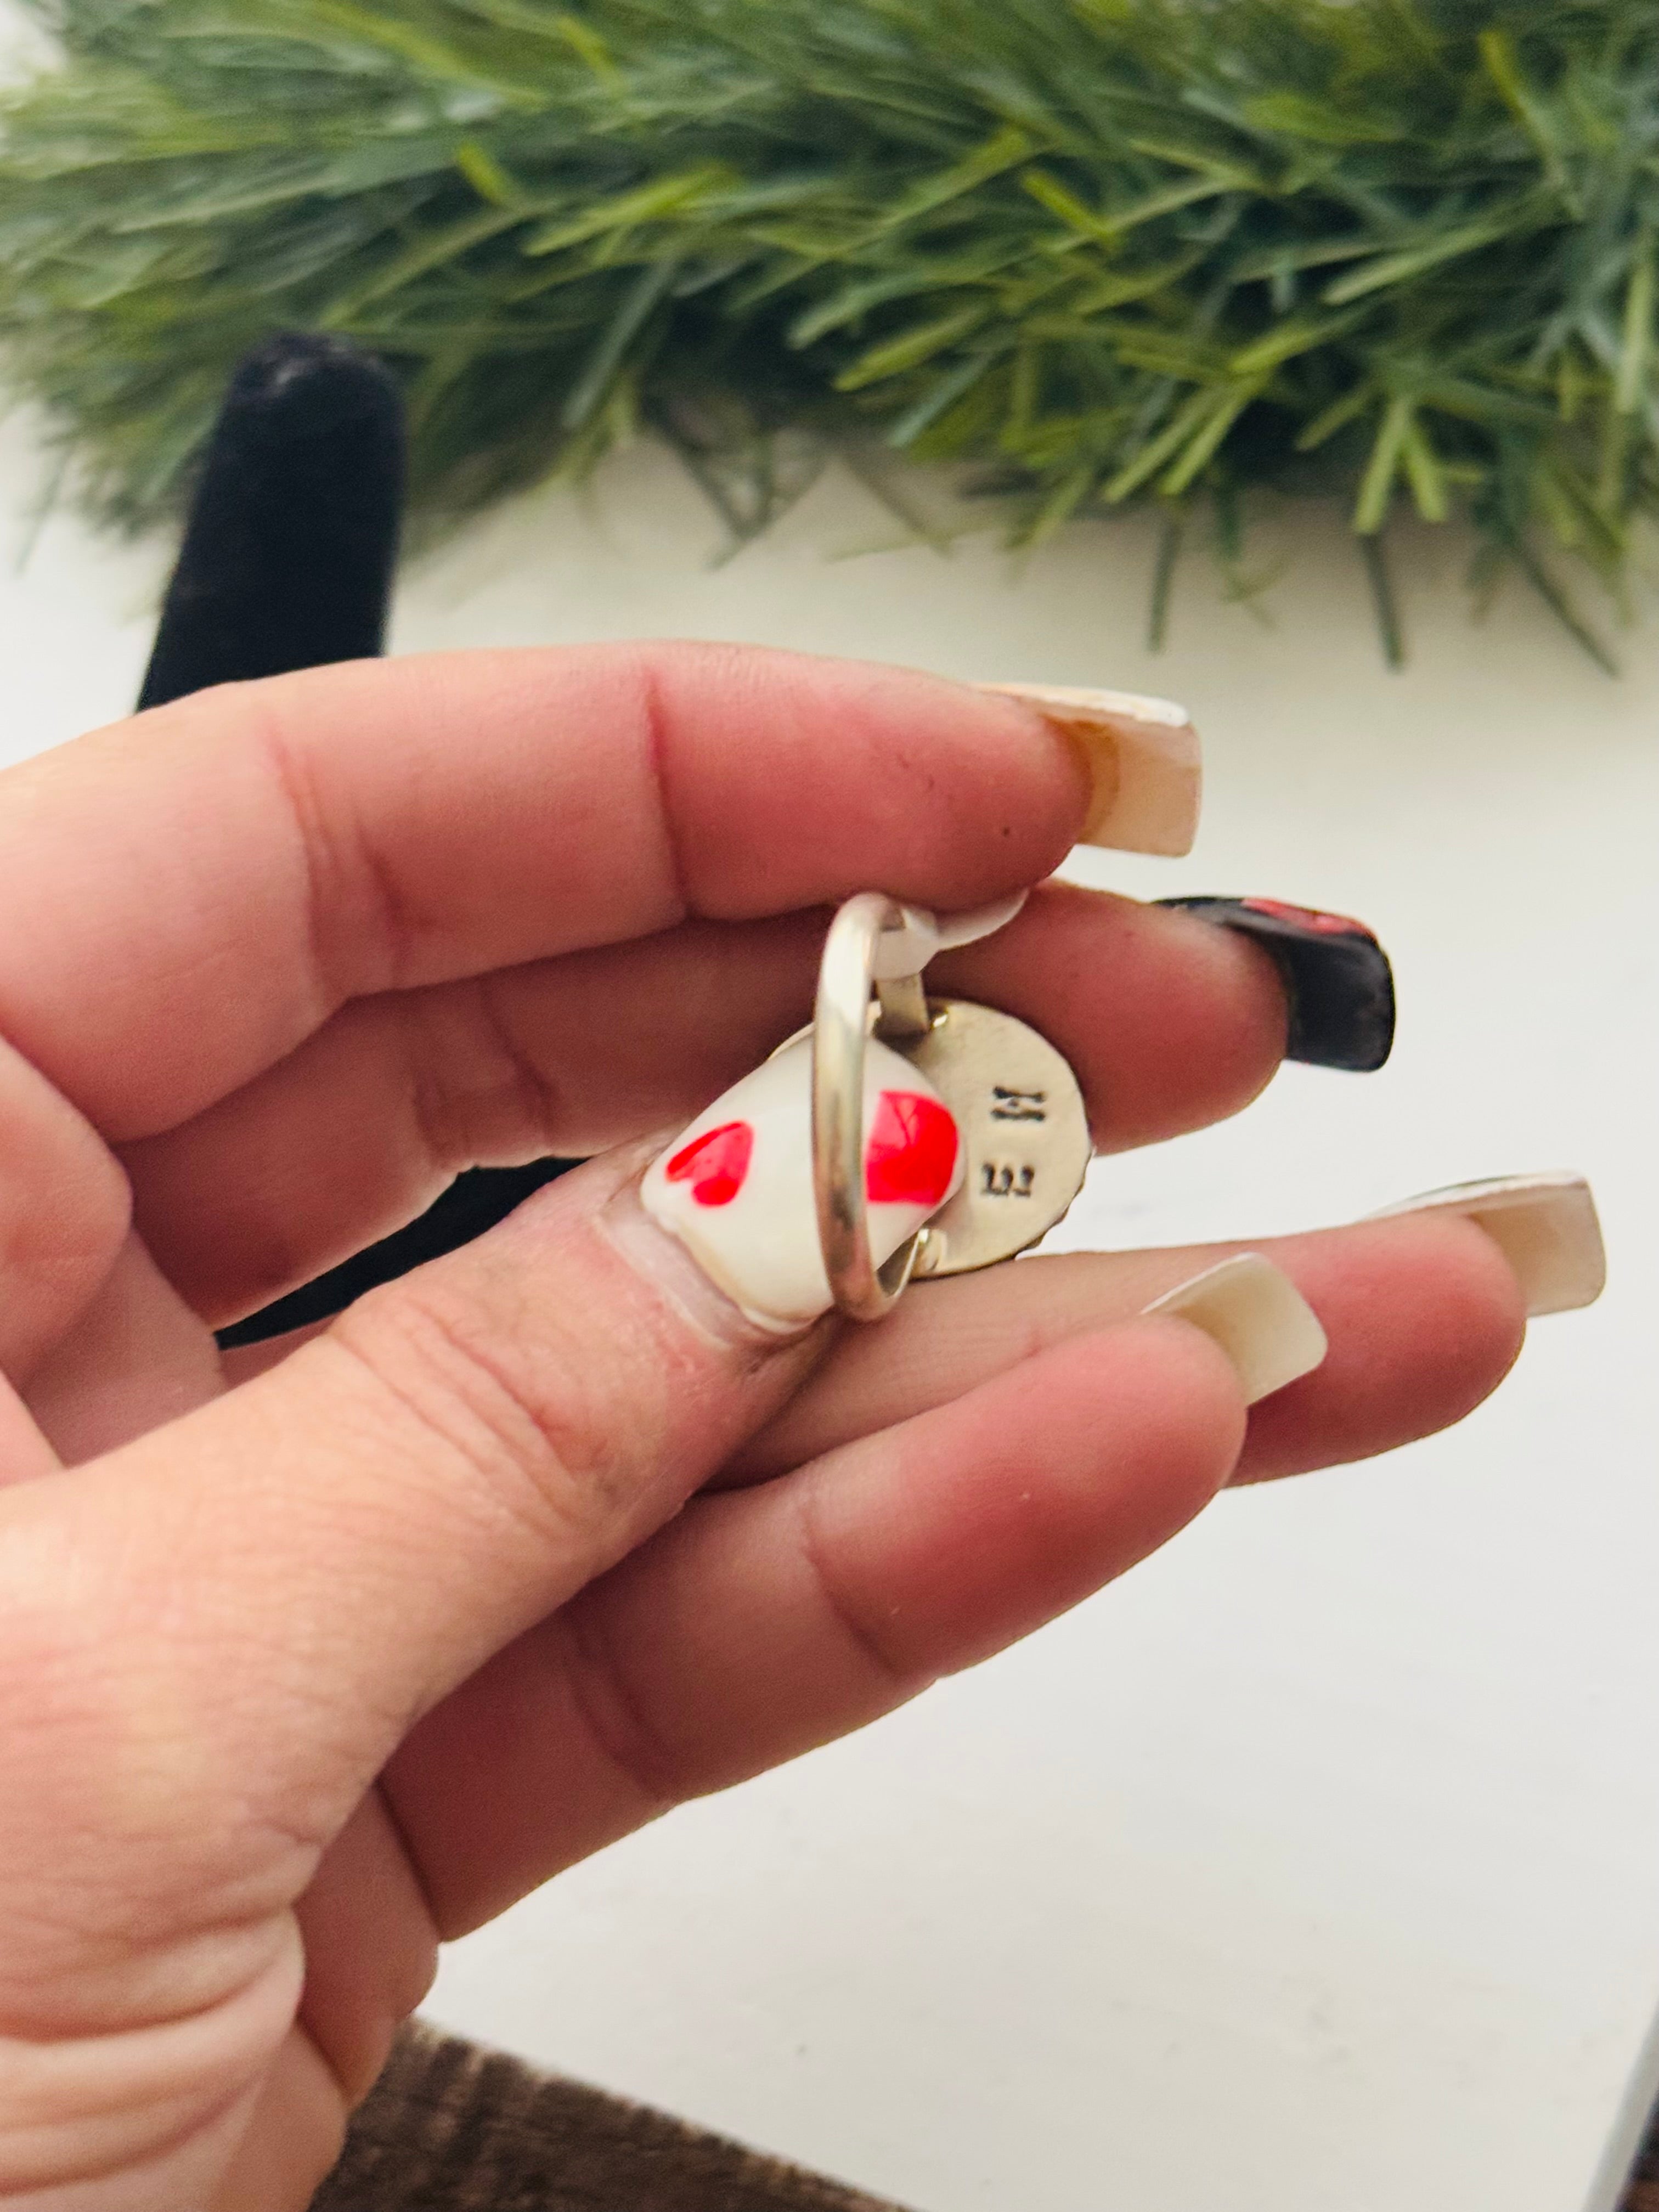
1156, 895, 1396, 1072
1142, 1254, 1328, 1404
978, 682, 1201, 857
1367, 1172, 1605, 1316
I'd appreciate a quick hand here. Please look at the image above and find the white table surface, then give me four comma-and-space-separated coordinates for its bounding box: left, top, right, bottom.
2, 400, 1656, 2212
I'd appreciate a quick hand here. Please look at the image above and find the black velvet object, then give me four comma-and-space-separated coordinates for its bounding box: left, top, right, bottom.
139, 334, 406, 706
137, 332, 575, 1348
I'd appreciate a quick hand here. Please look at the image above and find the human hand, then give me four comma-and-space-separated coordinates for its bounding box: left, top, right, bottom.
0, 646, 1540, 2210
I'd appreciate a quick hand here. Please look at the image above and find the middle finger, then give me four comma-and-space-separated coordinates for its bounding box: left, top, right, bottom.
127, 885, 1290, 1325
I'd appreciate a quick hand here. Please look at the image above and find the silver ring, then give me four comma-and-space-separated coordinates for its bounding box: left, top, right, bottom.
811, 894, 932, 1321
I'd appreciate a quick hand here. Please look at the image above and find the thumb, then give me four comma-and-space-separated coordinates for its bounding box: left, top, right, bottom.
0, 1143, 822, 1989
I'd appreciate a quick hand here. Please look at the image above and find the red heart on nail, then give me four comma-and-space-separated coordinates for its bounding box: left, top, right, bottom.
866, 1091, 959, 1210
1240, 896, 1372, 940
665, 1120, 754, 1206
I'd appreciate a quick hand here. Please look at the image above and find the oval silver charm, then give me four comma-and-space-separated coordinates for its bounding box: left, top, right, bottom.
900, 997, 1092, 1278
766, 897, 1094, 1319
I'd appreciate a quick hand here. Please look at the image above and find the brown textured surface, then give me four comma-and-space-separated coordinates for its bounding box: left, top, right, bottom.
311, 2021, 909, 2212
315, 2016, 1659, 2211
1623, 2113, 1659, 2212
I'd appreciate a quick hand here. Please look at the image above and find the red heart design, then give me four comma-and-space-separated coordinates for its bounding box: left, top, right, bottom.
866, 1091, 959, 1210
665, 1120, 754, 1207
1240, 896, 1372, 940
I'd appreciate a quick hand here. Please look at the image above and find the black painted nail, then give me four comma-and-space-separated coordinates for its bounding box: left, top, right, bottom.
1155, 896, 1396, 1072
138, 332, 407, 710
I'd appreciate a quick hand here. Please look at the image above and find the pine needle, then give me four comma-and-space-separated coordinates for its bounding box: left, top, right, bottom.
1, 0, 1656, 662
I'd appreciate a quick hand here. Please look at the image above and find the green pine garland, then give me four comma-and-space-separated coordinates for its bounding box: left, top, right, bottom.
3, 0, 1658, 661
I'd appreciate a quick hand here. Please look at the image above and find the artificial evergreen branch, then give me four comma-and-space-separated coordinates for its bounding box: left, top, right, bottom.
2, 0, 1657, 659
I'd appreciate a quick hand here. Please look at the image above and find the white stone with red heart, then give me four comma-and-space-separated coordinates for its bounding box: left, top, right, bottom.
641, 1033, 963, 1330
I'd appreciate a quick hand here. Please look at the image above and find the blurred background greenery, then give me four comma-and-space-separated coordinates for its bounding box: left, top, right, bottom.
2, 0, 1657, 663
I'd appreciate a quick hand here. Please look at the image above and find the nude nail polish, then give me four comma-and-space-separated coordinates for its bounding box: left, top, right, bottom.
1367, 1172, 1606, 1316
1156, 895, 1396, 1073
1142, 1254, 1328, 1404
978, 682, 1201, 857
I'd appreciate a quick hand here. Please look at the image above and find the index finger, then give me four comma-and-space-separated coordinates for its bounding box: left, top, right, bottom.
0, 644, 1089, 1141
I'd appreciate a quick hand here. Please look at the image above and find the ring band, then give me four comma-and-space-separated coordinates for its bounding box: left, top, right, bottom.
811, 893, 932, 1321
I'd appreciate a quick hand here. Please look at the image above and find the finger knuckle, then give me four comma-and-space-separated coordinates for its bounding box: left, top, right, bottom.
553, 1601, 687, 1811
797, 1491, 914, 1695
332, 1277, 636, 1560
400, 978, 567, 1178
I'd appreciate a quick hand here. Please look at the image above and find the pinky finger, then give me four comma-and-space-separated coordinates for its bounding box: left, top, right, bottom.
386, 1315, 1250, 1936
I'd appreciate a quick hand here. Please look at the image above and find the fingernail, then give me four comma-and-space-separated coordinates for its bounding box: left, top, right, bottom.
978, 682, 1201, 857
1142, 1254, 1328, 1404
1155, 896, 1396, 1072
1365, 1172, 1606, 1316
640, 1035, 963, 1332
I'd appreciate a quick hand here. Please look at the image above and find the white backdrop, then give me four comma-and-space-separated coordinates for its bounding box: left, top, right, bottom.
1, 400, 1656, 2212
